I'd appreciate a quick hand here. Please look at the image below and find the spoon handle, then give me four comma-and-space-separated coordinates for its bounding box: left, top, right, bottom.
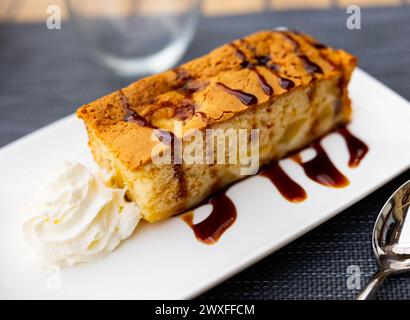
356, 269, 392, 300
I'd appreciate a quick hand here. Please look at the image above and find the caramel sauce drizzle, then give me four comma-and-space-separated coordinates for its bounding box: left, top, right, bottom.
279, 31, 324, 75
153, 129, 187, 199
184, 127, 369, 245
216, 82, 258, 106
249, 66, 273, 96
228, 42, 295, 95
229, 42, 274, 96
292, 141, 349, 188
182, 190, 237, 244
338, 126, 369, 168
118, 89, 153, 127
260, 162, 307, 202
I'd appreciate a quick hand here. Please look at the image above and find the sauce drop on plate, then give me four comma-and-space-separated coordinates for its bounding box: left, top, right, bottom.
182, 191, 237, 245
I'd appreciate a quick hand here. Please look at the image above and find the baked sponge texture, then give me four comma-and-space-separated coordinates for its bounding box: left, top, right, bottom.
77, 29, 357, 222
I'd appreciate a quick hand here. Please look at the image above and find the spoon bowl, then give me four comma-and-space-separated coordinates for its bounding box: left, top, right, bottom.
357, 180, 410, 300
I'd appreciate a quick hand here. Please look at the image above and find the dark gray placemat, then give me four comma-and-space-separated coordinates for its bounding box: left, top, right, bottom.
0, 6, 409, 300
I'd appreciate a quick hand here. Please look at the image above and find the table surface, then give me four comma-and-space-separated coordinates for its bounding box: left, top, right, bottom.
1, 6, 409, 300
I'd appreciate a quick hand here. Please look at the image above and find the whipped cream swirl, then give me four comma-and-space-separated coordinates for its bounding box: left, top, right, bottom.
22, 162, 140, 267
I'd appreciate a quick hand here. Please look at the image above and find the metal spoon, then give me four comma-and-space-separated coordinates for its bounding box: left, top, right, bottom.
357, 180, 410, 300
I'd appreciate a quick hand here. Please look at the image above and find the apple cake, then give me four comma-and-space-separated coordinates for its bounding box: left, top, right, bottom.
77, 29, 357, 222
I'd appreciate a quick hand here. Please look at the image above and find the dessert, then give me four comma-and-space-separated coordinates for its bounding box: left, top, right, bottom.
77, 29, 357, 223
22, 162, 141, 266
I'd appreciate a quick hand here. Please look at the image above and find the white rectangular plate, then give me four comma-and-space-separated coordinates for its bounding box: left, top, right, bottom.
0, 69, 409, 299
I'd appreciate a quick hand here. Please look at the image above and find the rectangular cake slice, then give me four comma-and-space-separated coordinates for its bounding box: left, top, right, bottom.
77, 30, 357, 222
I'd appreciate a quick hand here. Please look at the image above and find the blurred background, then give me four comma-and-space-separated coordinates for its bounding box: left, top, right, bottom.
0, 0, 409, 299
1, 0, 409, 22
2, 0, 409, 75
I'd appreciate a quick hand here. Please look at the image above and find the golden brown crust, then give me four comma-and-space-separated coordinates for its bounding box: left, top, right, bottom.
77, 29, 357, 170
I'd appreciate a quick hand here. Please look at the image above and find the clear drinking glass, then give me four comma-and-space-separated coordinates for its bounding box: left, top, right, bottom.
67, 0, 200, 76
